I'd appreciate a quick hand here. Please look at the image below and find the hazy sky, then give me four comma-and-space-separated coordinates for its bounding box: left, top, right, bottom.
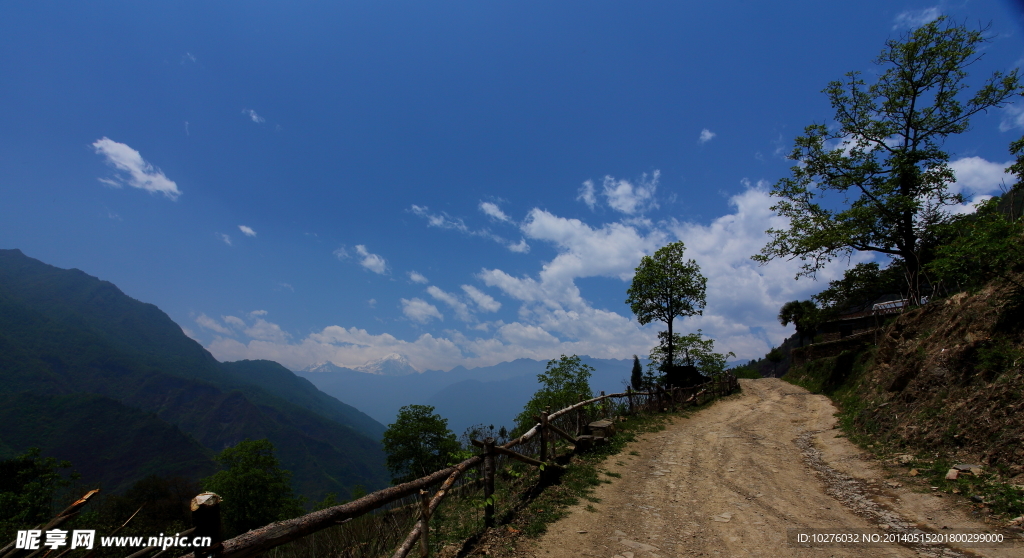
2, 1, 1022, 371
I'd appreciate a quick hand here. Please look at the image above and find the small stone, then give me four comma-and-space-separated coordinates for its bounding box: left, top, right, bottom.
909, 469, 919, 477
576, 530, 587, 534
970, 495, 984, 503
945, 469, 959, 481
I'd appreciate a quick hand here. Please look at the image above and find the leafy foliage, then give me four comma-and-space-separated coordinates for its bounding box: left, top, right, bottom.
202, 439, 304, 537
626, 241, 707, 372
514, 355, 594, 435
812, 262, 906, 314
778, 300, 820, 346
381, 405, 461, 484
629, 355, 643, 391
646, 330, 734, 384
754, 17, 1021, 302
0, 448, 78, 537
926, 199, 1024, 290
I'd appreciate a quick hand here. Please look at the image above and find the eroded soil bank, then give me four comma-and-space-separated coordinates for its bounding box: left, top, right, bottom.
517, 378, 1021, 558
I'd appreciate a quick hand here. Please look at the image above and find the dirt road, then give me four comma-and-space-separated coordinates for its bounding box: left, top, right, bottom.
520, 378, 1020, 558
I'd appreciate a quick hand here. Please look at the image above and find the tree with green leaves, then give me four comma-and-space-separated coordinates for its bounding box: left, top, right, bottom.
812, 261, 906, 314
630, 354, 643, 391
766, 348, 784, 377
514, 354, 594, 435
626, 241, 707, 375
202, 439, 303, 536
0, 448, 78, 538
754, 17, 1021, 304
647, 330, 735, 383
778, 300, 820, 346
382, 404, 461, 484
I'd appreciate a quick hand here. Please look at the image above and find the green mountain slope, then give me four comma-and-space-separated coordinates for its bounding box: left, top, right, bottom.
0, 249, 388, 499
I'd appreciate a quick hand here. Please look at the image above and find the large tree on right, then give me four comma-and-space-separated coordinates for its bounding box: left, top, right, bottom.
754, 17, 1020, 303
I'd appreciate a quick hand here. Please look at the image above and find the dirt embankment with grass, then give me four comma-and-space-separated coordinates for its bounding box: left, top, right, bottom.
786, 280, 1024, 519
514, 379, 1019, 558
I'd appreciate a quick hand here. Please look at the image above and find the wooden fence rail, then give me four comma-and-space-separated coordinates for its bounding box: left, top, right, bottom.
0, 374, 736, 558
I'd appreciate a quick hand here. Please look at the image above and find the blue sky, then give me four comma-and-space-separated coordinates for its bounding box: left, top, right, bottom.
2, 1, 1023, 372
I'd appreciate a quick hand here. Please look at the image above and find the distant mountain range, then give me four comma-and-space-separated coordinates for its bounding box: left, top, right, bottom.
298, 356, 644, 436
0, 249, 389, 499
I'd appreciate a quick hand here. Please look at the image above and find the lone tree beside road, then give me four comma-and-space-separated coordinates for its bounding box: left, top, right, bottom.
753, 17, 1020, 304
778, 300, 819, 346
626, 241, 707, 376
382, 404, 461, 484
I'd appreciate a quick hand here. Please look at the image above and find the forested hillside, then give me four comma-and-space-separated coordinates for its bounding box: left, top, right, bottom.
0, 249, 388, 498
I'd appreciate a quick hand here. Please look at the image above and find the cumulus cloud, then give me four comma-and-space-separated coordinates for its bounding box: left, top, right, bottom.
243, 109, 265, 123
409, 271, 429, 284
244, 318, 290, 343
335, 245, 388, 274
577, 180, 598, 209
462, 285, 501, 312
222, 315, 246, 328
480, 202, 512, 223
355, 245, 387, 274
426, 286, 473, 322
196, 313, 232, 335
92, 138, 181, 200
401, 298, 443, 323
239, 225, 257, 237
599, 171, 659, 215
948, 156, 1013, 197
893, 6, 940, 29
205, 178, 863, 372
699, 129, 716, 143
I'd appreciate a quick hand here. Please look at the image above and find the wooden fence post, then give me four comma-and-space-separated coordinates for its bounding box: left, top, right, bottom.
191, 492, 222, 558
577, 394, 584, 435
418, 490, 430, 558
539, 409, 549, 463
483, 437, 495, 528
600, 391, 608, 419
627, 387, 634, 415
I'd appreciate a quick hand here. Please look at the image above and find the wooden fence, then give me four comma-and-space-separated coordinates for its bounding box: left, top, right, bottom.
0, 374, 738, 558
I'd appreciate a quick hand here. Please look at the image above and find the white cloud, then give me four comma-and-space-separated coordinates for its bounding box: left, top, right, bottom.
461, 285, 501, 313
409, 271, 429, 284
401, 298, 443, 323
948, 156, 1013, 197
205, 178, 864, 372
599, 171, 659, 215
411, 205, 469, 232
92, 138, 181, 200
239, 225, 257, 237
368, 298, 377, 308
249, 309, 268, 317
196, 313, 232, 335
219, 233, 232, 246
243, 109, 265, 123
893, 6, 940, 29
1001, 104, 1024, 132
427, 286, 473, 322
244, 318, 290, 343
355, 245, 388, 274
480, 202, 512, 223
223, 315, 246, 328
333, 246, 349, 259
699, 129, 716, 143
577, 180, 597, 209
507, 239, 530, 253
411, 204, 530, 253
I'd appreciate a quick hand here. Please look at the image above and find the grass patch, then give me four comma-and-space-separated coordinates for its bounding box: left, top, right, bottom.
603, 471, 622, 478
893, 456, 1024, 518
